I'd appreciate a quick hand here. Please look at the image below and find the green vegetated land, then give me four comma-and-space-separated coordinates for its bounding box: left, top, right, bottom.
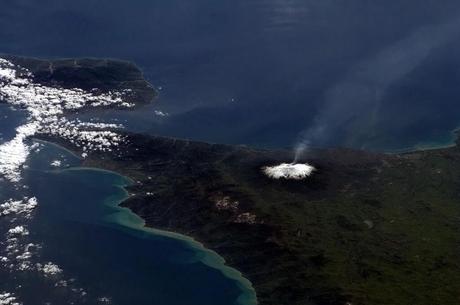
78, 134, 460, 305
19, 55, 459, 305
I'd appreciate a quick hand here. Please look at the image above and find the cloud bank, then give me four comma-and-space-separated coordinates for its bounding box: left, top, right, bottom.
0, 58, 132, 182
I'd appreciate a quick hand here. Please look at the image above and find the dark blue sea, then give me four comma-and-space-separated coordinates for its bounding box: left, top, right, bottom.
0, 105, 255, 305
3, 0, 460, 150
2, 0, 460, 304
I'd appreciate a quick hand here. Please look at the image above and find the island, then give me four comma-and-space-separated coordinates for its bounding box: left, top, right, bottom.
2, 55, 460, 305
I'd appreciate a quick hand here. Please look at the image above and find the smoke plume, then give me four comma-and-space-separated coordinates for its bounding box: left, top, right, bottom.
294, 17, 460, 159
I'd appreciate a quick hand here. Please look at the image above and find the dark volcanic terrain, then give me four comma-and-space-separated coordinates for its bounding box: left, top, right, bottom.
4, 56, 459, 305
58, 133, 460, 305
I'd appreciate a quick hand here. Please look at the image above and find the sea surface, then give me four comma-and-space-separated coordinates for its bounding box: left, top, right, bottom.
2, 1, 460, 304
0, 104, 256, 305
2, 0, 460, 150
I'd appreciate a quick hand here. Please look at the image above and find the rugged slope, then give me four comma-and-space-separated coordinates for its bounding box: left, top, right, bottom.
4, 55, 458, 305
74, 133, 460, 305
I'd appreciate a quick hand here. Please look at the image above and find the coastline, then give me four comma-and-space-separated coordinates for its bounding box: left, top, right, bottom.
13, 53, 460, 305
4, 55, 259, 305
383, 128, 460, 154
32, 129, 460, 305
61, 165, 258, 305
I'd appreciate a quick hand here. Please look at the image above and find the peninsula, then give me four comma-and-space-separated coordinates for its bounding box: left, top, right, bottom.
2, 55, 459, 305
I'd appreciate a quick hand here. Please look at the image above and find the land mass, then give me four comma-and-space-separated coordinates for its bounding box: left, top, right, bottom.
5, 56, 460, 305
1, 54, 156, 108
61, 133, 460, 305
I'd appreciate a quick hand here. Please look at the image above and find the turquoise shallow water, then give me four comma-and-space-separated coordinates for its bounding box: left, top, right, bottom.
3, 1, 460, 302
0, 138, 256, 305
102, 181, 257, 305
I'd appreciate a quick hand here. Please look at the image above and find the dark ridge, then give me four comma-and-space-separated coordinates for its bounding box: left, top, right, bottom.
14, 55, 460, 305
1, 54, 156, 107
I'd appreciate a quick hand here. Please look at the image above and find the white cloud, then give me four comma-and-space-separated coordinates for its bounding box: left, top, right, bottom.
0, 197, 37, 217
50, 160, 62, 167
0, 58, 132, 302
154, 110, 168, 117
0, 58, 132, 182
0, 122, 39, 182
0, 292, 21, 305
7, 226, 29, 236
37, 262, 63, 276
98, 296, 111, 304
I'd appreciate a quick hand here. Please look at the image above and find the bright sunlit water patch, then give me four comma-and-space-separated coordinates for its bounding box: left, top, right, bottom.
263, 162, 315, 180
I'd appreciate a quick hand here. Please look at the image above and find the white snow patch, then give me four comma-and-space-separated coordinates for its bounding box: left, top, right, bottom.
263, 163, 315, 180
